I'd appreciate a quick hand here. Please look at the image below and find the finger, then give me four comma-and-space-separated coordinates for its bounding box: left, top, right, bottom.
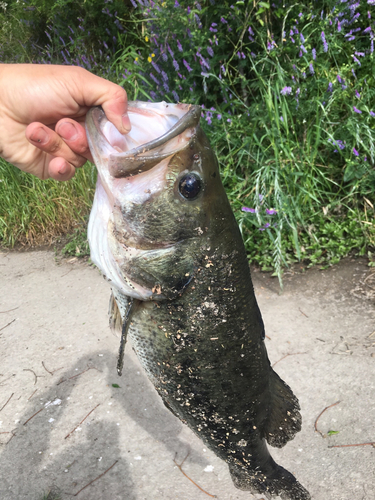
55, 119, 93, 162
26, 122, 87, 168
101, 86, 131, 134
74, 69, 131, 134
48, 157, 77, 181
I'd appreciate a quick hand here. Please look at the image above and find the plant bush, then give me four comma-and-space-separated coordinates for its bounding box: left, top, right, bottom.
1, 0, 374, 282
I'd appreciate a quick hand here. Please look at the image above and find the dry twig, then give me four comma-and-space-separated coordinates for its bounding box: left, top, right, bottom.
0, 393, 14, 412
73, 460, 118, 496
42, 361, 53, 375
41, 361, 63, 376
23, 407, 45, 426
298, 308, 309, 318
57, 366, 100, 386
314, 401, 340, 437
174, 453, 217, 498
65, 404, 100, 439
272, 352, 307, 367
0, 306, 19, 314
0, 319, 16, 333
328, 442, 375, 449
23, 368, 44, 385
28, 389, 38, 401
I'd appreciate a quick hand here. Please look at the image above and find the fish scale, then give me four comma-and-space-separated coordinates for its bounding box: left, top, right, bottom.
86, 102, 310, 500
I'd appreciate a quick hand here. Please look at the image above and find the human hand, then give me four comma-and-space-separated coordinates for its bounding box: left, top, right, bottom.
0, 64, 131, 181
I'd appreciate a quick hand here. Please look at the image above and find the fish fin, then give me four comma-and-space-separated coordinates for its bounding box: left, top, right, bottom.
262, 369, 302, 448
108, 293, 122, 334
116, 297, 134, 377
229, 462, 310, 500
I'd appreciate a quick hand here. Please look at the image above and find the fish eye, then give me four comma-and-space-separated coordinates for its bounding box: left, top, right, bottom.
178, 173, 202, 200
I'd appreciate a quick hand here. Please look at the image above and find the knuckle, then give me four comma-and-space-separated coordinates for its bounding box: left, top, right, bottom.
72, 157, 87, 169
112, 86, 127, 103
47, 136, 63, 155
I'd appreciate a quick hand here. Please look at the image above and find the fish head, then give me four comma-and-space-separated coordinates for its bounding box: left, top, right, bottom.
86, 101, 228, 300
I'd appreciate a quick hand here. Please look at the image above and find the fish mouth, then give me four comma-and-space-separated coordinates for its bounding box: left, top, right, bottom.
86, 101, 201, 179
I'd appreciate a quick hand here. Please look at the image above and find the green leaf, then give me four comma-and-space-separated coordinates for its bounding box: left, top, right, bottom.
112, 384, 121, 388
327, 430, 339, 436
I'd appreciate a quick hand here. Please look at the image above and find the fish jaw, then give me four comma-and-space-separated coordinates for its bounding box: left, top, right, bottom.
86, 102, 211, 301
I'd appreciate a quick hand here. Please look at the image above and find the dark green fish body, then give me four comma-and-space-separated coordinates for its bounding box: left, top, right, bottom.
86, 103, 310, 500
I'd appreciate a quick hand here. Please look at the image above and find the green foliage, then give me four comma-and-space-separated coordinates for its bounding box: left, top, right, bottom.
0, 159, 96, 247
61, 226, 90, 258
0, 0, 375, 281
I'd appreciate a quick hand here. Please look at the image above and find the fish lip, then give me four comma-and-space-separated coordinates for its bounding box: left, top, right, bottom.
86, 102, 201, 178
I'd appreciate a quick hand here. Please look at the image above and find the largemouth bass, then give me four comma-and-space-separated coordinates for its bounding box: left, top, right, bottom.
86, 102, 310, 500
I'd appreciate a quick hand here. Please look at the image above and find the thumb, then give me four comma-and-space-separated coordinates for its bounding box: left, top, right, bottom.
73, 69, 132, 134
100, 86, 132, 134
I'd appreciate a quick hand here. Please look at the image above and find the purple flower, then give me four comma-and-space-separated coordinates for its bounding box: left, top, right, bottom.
337, 21, 341, 32
327, 82, 333, 92
162, 52, 168, 62
163, 82, 169, 92
161, 71, 168, 82
321, 31, 328, 52
331, 139, 346, 152
207, 46, 214, 57
173, 59, 179, 71
337, 75, 342, 83
353, 106, 362, 113
353, 147, 359, 156
217, 114, 222, 120
103, 41, 108, 50
309, 63, 314, 74
149, 72, 160, 85
266, 209, 277, 215
130, 0, 137, 7
172, 90, 179, 101
312, 48, 316, 60
151, 61, 161, 73
370, 111, 375, 117
221, 17, 228, 24
177, 40, 183, 52
300, 33, 305, 43
167, 45, 174, 58
355, 90, 361, 98
301, 44, 307, 54
242, 207, 256, 213
183, 59, 192, 72
364, 26, 372, 33
280, 86, 292, 96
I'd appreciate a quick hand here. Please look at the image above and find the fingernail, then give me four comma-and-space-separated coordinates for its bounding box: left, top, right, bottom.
122, 113, 131, 133
30, 127, 48, 145
57, 122, 78, 141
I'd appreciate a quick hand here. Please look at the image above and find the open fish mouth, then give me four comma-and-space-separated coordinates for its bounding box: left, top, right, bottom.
86, 101, 204, 301
86, 101, 201, 180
